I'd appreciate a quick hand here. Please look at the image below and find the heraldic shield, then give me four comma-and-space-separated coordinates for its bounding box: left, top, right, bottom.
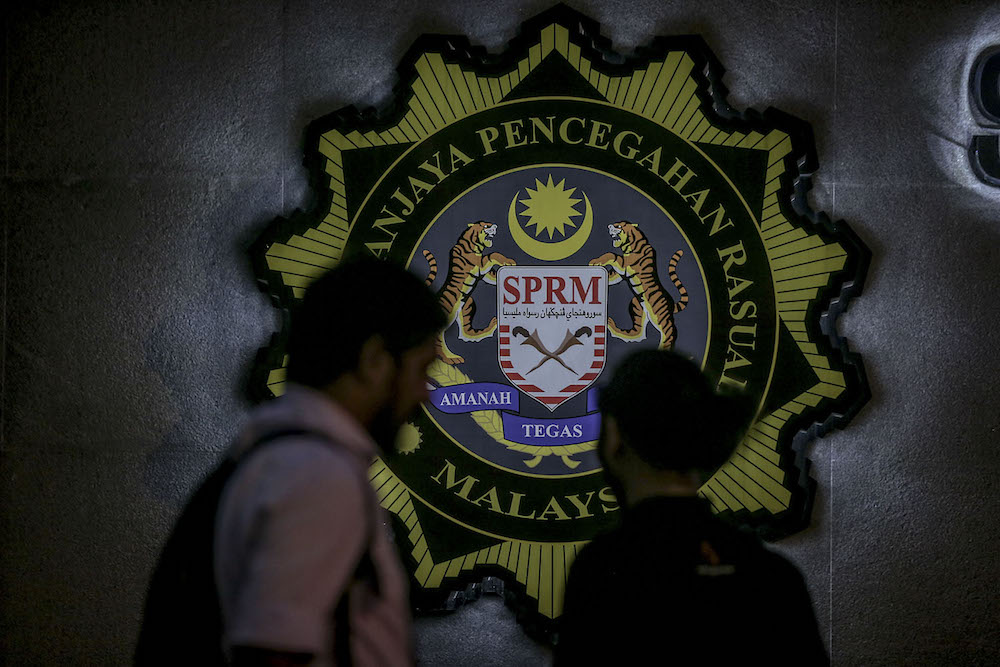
497, 266, 608, 411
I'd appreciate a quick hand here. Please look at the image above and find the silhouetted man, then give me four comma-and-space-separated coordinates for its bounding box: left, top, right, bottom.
556, 350, 828, 665
215, 257, 444, 666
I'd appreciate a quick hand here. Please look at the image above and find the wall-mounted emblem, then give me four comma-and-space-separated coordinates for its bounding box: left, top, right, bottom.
251, 5, 870, 636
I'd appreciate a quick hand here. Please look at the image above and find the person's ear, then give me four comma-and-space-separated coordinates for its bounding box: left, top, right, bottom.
599, 415, 626, 462
357, 335, 393, 388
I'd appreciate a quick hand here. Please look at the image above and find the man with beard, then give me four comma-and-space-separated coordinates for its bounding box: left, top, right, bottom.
555, 350, 828, 665
214, 257, 444, 667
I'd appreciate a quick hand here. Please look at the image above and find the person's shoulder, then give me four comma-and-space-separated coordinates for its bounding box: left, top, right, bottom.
699, 515, 762, 549
716, 525, 809, 583
699, 517, 803, 574
230, 435, 368, 510
256, 433, 359, 470
757, 545, 810, 582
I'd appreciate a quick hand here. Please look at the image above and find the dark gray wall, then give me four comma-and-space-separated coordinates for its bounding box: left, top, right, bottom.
3, 1, 999, 664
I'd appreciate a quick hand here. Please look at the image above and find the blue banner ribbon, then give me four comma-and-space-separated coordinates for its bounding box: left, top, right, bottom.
429, 383, 520, 414
501, 411, 601, 446
431, 384, 603, 446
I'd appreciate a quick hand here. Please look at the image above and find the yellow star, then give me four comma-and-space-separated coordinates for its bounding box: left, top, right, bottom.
518, 175, 583, 240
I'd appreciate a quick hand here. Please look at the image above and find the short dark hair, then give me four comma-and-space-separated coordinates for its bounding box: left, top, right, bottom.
598, 349, 755, 472
286, 256, 445, 388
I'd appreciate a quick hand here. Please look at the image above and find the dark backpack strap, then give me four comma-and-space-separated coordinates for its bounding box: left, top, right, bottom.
333, 482, 378, 667
334, 442, 380, 667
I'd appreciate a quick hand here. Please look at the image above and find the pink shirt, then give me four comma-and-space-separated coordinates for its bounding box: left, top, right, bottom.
214, 384, 414, 666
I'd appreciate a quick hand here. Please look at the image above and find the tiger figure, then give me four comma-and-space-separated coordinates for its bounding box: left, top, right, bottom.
589, 220, 689, 349
423, 221, 515, 365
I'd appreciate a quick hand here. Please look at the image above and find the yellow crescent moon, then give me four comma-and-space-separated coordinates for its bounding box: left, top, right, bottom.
507, 190, 593, 261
